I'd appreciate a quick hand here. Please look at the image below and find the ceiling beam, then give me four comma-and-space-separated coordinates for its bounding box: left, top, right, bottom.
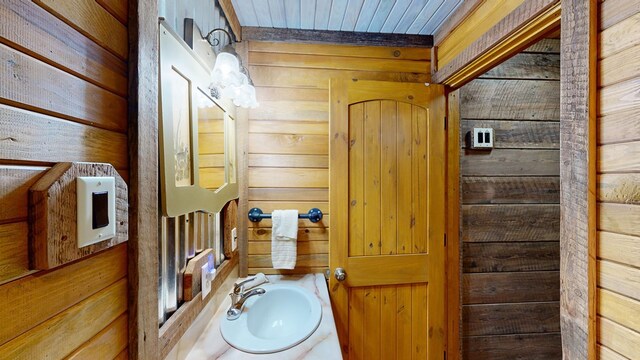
433, 0, 483, 45
218, 0, 242, 41
241, 27, 433, 48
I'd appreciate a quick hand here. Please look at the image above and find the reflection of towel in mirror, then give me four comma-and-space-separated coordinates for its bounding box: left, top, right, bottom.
271, 210, 299, 269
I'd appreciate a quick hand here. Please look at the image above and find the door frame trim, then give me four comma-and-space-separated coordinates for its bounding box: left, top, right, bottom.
440, 1, 597, 359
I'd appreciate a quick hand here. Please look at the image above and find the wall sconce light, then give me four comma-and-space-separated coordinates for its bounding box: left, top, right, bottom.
204, 28, 259, 109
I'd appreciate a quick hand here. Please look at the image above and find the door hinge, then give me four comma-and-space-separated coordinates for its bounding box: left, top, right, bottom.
444, 116, 448, 130
444, 233, 447, 247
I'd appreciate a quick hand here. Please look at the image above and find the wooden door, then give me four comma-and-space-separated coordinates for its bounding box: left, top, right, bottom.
329, 79, 446, 360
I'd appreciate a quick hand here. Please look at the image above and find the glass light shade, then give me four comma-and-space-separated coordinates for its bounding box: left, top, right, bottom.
211, 52, 241, 88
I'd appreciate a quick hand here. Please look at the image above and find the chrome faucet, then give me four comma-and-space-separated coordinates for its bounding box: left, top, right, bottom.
226, 288, 265, 320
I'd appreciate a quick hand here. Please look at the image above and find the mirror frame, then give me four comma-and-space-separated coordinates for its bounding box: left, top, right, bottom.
159, 21, 238, 217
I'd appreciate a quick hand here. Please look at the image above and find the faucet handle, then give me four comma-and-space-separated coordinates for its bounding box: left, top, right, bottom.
233, 273, 269, 294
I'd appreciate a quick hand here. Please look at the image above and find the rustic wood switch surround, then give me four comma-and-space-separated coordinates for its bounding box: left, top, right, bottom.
28, 162, 128, 270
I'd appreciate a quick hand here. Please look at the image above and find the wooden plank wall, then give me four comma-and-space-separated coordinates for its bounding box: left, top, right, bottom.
245, 41, 430, 274
459, 39, 562, 359
0, 0, 129, 359
597, 0, 640, 358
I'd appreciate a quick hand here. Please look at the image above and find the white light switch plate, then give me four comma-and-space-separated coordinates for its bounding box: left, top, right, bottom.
231, 227, 237, 251
472, 128, 494, 148
201, 263, 215, 298
77, 177, 116, 248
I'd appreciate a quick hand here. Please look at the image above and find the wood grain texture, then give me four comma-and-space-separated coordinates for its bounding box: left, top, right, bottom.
249, 41, 430, 61
598, 141, 640, 173
463, 271, 559, 304
598, 108, 640, 145
242, 26, 433, 48
95, 0, 128, 24
0, 0, 128, 96
463, 302, 560, 336
462, 205, 559, 242
598, 77, 640, 116
598, 316, 640, 359
461, 149, 559, 176
433, 0, 483, 45
599, 11, 640, 59
597, 344, 627, 360
447, 89, 462, 360
479, 52, 560, 80
249, 65, 429, 90
463, 242, 559, 273
436, 0, 526, 68
560, 2, 598, 358
462, 333, 562, 360
0, 222, 29, 283
34, 0, 128, 59
182, 249, 214, 301
0, 166, 47, 223
598, 174, 640, 204
434, 0, 560, 86
64, 313, 128, 360
598, 203, 640, 237
598, 288, 640, 334
461, 120, 559, 149
0, 105, 128, 169
250, 51, 428, 74
598, 260, 640, 301
460, 79, 560, 120
598, 231, 640, 268
218, 0, 242, 41
248, 42, 431, 274
29, 163, 128, 270
599, 0, 640, 31
523, 38, 560, 53
248, 154, 328, 168
127, 0, 159, 357
599, 44, 640, 88
0, 43, 128, 133
462, 176, 559, 204
0, 279, 127, 360
458, 36, 561, 357
248, 187, 327, 201
0, 244, 126, 347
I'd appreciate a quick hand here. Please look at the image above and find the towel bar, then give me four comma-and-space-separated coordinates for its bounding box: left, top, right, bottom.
247, 208, 323, 223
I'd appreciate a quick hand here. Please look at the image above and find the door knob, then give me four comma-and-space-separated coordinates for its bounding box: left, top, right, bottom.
334, 268, 346, 282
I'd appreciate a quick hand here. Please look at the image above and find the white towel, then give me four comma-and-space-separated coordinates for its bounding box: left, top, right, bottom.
271, 210, 298, 269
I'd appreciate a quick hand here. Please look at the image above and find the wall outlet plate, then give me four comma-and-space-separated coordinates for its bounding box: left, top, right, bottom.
472, 128, 494, 148
231, 227, 237, 251
201, 263, 215, 298
77, 176, 116, 248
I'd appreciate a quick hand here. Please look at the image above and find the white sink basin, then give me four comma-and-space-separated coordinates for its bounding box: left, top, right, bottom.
220, 283, 322, 354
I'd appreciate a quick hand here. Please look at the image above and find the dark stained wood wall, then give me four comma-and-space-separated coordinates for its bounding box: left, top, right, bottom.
0, 0, 129, 358
459, 39, 562, 359
597, 0, 640, 358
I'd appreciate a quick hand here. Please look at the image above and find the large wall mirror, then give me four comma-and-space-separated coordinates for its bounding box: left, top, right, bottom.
159, 21, 238, 217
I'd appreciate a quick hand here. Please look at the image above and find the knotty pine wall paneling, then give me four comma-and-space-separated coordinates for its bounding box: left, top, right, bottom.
0, 0, 129, 358
597, 1, 640, 358
246, 41, 430, 275
459, 39, 562, 359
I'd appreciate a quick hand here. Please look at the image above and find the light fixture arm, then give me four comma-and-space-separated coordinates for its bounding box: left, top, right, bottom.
204, 28, 236, 48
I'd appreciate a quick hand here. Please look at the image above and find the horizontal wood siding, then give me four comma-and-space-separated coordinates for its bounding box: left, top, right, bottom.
597, 1, 640, 358
0, 1, 128, 359
459, 42, 561, 359
247, 41, 430, 274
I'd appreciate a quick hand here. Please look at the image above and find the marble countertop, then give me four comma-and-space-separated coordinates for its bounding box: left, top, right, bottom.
184, 273, 343, 360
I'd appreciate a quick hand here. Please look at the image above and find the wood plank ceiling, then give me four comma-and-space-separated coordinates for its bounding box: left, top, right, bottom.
230, 0, 463, 35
